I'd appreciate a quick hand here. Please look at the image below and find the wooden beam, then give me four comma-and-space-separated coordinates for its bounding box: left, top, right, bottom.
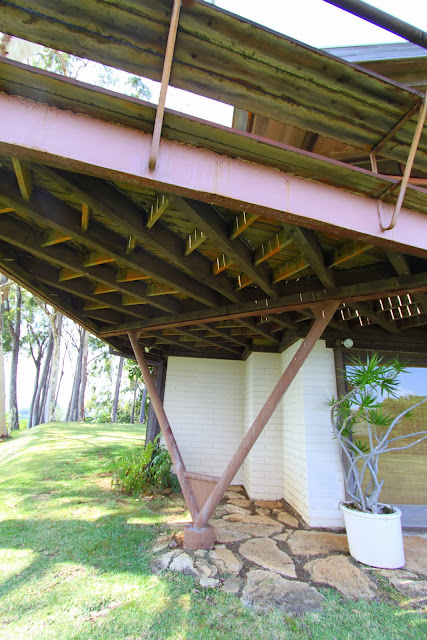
93, 283, 117, 295
58, 268, 83, 282
185, 229, 206, 255
83, 300, 109, 311
352, 300, 399, 335
82, 252, 115, 267
116, 269, 149, 282
122, 295, 147, 306
288, 226, 335, 288
126, 235, 137, 254
146, 283, 179, 297
0, 208, 14, 214
272, 255, 309, 284
81, 203, 89, 231
31, 166, 240, 305
11, 158, 33, 201
176, 197, 278, 298
40, 230, 72, 248
147, 194, 170, 229
330, 240, 373, 267
230, 212, 258, 240
213, 254, 233, 275
98, 270, 427, 337
253, 229, 292, 266
235, 273, 253, 290
0, 213, 179, 315
0, 168, 221, 309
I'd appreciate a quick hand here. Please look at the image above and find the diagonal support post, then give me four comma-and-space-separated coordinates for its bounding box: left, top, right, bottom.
194, 300, 339, 529
128, 330, 199, 520
129, 301, 338, 548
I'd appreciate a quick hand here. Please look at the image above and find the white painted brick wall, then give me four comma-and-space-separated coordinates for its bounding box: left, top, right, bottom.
163, 343, 345, 527
280, 341, 345, 527
163, 357, 244, 484
243, 352, 283, 500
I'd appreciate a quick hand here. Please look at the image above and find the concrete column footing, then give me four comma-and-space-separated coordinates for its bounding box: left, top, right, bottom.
183, 523, 215, 550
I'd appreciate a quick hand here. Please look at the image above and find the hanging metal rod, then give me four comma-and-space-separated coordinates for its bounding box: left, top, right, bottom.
379, 90, 427, 231
149, 0, 182, 170
324, 0, 427, 50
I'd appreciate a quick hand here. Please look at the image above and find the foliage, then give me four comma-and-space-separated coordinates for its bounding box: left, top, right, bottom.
110, 435, 180, 496
32, 47, 151, 100
329, 354, 427, 514
0, 422, 425, 640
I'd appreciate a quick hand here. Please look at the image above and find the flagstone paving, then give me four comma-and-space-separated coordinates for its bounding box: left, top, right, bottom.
151, 487, 427, 615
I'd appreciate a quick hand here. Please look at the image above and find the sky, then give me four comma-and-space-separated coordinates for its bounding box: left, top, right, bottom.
4, 0, 427, 408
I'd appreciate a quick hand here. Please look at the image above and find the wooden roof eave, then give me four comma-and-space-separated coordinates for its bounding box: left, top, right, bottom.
1, 0, 426, 170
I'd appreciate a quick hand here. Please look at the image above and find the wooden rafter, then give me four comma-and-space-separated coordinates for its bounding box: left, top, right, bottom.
185, 229, 206, 255
11, 158, 33, 201
98, 271, 427, 337
81, 203, 90, 231
230, 212, 258, 240
330, 240, 373, 267
253, 229, 292, 266
30, 166, 240, 305
40, 230, 72, 247
272, 255, 309, 284
213, 254, 233, 275
0, 213, 180, 315
147, 194, 170, 228
176, 197, 278, 298
0, 168, 224, 309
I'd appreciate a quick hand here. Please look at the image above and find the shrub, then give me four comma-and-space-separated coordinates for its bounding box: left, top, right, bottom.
109, 435, 180, 495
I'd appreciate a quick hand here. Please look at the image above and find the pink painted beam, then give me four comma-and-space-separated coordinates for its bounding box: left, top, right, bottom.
0, 93, 427, 257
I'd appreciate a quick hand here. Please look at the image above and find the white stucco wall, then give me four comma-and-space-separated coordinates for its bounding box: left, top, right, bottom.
163, 341, 345, 527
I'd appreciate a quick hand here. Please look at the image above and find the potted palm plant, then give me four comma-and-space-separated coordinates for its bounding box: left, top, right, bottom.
329, 354, 427, 569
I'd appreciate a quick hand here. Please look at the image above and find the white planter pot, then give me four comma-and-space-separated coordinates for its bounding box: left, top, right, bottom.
340, 502, 405, 569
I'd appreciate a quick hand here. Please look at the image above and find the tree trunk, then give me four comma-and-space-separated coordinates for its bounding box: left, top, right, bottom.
139, 386, 148, 424
66, 329, 84, 421
27, 355, 42, 429
130, 377, 138, 424
0, 283, 7, 437
32, 331, 53, 427
78, 329, 89, 421
44, 313, 63, 423
8, 286, 21, 431
110, 356, 124, 422
0, 329, 6, 437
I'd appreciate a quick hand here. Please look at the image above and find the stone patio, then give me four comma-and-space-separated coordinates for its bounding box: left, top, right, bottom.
150, 487, 427, 615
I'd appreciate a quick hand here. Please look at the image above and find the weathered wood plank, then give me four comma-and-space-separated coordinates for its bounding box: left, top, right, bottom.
2, 0, 424, 165
147, 194, 170, 229
98, 271, 427, 336
185, 228, 206, 255
272, 255, 309, 284
40, 230, 72, 247
230, 212, 258, 240
11, 157, 33, 200
330, 240, 373, 267
253, 229, 293, 265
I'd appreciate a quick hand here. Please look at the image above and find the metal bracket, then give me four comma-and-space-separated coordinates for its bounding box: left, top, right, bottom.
374, 91, 427, 231
148, 0, 182, 171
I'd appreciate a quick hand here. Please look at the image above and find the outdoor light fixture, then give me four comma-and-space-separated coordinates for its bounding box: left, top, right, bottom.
342, 338, 354, 349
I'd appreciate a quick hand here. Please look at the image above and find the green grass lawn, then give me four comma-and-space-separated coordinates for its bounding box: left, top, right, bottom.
0, 422, 425, 640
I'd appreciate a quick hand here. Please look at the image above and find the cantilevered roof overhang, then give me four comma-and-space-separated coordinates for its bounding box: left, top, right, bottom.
1, 0, 427, 361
